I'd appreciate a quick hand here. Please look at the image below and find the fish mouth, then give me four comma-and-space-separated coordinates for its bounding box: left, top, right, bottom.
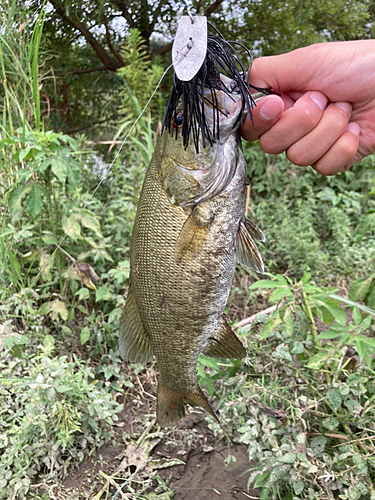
162, 32, 271, 153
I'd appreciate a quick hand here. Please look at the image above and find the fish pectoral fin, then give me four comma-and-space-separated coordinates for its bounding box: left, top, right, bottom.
157, 378, 218, 427
203, 314, 246, 359
175, 206, 212, 261
236, 218, 264, 273
119, 288, 153, 363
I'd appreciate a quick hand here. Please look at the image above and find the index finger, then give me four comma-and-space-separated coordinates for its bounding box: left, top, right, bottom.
241, 94, 284, 142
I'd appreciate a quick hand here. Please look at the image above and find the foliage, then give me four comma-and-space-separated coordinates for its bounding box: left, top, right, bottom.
200, 272, 375, 499
0, 336, 120, 500
244, 144, 375, 282
117, 29, 165, 125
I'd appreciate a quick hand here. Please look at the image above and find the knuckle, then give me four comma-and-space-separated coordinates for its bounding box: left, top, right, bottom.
286, 146, 311, 166
298, 107, 319, 129
340, 138, 357, 158
259, 135, 283, 155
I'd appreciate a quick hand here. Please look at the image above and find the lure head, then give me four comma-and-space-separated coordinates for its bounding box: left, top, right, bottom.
163, 32, 269, 153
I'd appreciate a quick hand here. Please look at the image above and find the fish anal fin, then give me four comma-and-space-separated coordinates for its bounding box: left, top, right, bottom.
119, 288, 153, 363
175, 206, 213, 261
236, 219, 264, 273
203, 315, 246, 359
157, 379, 218, 427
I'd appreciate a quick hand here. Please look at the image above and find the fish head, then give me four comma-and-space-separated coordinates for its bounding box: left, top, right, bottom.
159, 74, 246, 207
202, 74, 244, 142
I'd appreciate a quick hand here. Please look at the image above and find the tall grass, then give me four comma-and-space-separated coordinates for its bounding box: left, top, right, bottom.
0, 0, 45, 139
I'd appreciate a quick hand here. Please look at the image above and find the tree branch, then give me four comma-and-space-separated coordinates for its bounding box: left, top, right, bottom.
49, 0, 122, 71
103, 14, 125, 65
67, 66, 109, 75
204, 0, 224, 17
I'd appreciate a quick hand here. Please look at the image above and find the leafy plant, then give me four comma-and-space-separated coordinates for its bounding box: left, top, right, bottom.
0, 336, 121, 500
204, 272, 375, 499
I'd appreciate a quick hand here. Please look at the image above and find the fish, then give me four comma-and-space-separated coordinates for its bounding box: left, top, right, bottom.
119, 34, 266, 426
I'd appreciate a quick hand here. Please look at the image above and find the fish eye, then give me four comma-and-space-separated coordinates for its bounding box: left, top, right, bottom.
171, 113, 183, 130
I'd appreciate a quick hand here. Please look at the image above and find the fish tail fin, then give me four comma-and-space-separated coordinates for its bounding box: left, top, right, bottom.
156, 378, 219, 427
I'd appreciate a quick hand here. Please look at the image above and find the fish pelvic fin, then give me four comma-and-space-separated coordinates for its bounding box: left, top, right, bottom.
175, 206, 212, 262
119, 287, 153, 363
157, 378, 219, 427
236, 218, 264, 274
203, 314, 246, 359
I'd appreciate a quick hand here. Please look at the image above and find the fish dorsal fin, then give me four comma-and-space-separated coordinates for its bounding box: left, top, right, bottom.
175, 205, 213, 261
119, 287, 153, 363
203, 314, 246, 359
236, 218, 264, 273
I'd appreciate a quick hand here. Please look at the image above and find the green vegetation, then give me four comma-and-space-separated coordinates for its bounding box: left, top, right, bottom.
1, 1, 375, 499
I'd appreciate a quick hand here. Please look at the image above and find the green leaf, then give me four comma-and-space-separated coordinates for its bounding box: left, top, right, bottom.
362, 336, 375, 350
62, 214, 81, 241
344, 399, 362, 413
198, 355, 219, 371
50, 155, 68, 183
352, 307, 361, 327
78, 210, 102, 236
327, 389, 342, 411
280, 452, 296, 464
360, 315, 372, 332
330, 294, 375, 318
259, 315, 282, 340
7, 183, 32, 214
355, 338, 365, 360
56, 385, 72, 393
95, 286, 112, 302
26, 183, 44, 219
306, 351, 327, 370
249, 279, 286, 290
301, 271, 311, 284
38, 299, 68, 321
43, 335, 55, 348
291, 341, 304, 354
364, 350, 372, 368
80, 327, 90, 345
310, 435, 327, 453
367, 282, 375, 309
317, 329, 341, 340
269, 286, 290, 302
349, 275, 375, 302
293, 480, 304, 495
39, 250, 55, 281
284, 307, 294, 335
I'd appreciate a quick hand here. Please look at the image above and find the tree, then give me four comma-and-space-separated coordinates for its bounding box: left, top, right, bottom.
19, 0, 373, 136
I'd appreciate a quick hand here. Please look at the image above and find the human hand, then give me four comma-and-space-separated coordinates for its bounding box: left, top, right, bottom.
241, 40, 375, 175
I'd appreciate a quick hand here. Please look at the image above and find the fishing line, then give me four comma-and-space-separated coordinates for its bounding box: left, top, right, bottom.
31, 63, 173, 290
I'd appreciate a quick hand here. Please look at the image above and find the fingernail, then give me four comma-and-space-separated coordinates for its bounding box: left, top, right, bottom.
335, 102, 352, 116
259, 98, 281, 120
346, 122, 360, 137
310, 91, 328, 110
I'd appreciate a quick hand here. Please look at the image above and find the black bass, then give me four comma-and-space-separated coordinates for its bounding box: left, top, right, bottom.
120, 37, 265, 426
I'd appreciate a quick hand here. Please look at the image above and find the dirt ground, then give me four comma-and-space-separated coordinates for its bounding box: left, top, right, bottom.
61, 408, 260, 500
